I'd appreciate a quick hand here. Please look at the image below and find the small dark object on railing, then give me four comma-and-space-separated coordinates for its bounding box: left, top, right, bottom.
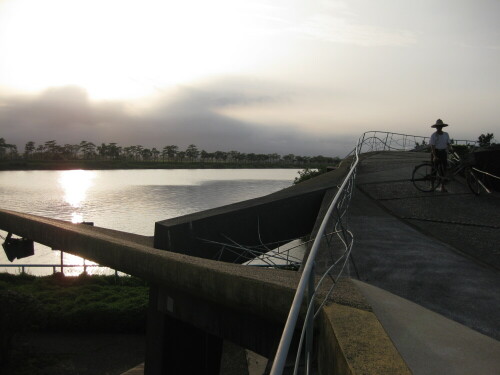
80, 221, 94, 226
2, 233, 34, 262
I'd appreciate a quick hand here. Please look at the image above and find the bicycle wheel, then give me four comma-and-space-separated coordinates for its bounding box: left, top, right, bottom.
412, 163, 439, 192
466, 168, 483, 195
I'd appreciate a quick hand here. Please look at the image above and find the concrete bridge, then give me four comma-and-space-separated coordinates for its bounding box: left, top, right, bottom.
1, 145, 499, 374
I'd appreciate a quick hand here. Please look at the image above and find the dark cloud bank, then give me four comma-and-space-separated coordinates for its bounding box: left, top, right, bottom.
0, 83, 354, 157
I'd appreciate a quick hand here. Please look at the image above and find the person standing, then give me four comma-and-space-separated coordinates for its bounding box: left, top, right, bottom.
429, 119, 451, 192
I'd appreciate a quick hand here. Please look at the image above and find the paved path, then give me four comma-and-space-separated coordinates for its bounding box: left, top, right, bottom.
353, 279, 500, 375
349, 151, 500, 374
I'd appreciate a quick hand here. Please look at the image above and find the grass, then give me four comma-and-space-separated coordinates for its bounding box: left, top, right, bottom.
4, 351, 65, 375
0, 272, 149, 333
0, 273, 148, 373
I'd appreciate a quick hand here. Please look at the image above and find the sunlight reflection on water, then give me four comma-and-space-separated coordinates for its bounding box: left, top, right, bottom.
58, 170, 96, 223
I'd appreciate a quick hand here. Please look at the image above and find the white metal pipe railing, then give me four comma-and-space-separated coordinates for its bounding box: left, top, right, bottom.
270, 138, 361, 375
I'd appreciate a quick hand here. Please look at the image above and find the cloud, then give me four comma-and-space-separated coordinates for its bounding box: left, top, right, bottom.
0, 81, 353, 157
0, 86, 128, 143
296, 14, 417, 47
245, 0, 417, 47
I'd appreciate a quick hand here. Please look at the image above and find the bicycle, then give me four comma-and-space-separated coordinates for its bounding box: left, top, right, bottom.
412, 152, 491, 195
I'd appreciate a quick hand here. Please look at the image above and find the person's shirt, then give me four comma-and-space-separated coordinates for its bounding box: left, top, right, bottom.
429, 131, 450, 150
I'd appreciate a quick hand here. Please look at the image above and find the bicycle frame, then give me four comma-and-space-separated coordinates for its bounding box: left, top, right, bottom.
413, 151, 492, 194
446, 152, 467, 179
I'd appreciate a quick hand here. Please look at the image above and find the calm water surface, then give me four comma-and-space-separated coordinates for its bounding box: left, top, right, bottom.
0, 169, 298, 275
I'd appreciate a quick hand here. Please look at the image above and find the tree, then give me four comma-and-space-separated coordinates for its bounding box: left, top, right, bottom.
109, 143, 122, 159
123, 146, 134, 160
151, 147, 160, 161
200, 150, 210, 162
0, 138, 7, 159
256, 154, 268, 163
293, 167, 328, 185
163, 145, 178, 160
213, 151, 227, 162
267, 153, 280, 163
478, 133, 494, 148
63, 144, 79, 159
97, 143, 109, 159
6, 144, 18, 159
35, 144, 45, 155
44, 140, 58, 158
97, 143, 121, 160
236, 152, 247, 162
141, 148, 152, 161
0, 138, 17, 160
177, 151, 186, 161
133, 145, 144, 160
228, 150, 240, 162
79, 141, 96, 159
0, 136, 343, 165
24, 141, 36, 159
295, 156, 310, 164
185, 144, 199, 160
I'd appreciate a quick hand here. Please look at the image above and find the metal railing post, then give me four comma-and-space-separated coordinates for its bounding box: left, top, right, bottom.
305, 263, 315, 374
360, 132, 367, 147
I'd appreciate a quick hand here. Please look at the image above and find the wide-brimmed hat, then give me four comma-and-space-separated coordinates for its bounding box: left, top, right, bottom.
431, 119, 448, 128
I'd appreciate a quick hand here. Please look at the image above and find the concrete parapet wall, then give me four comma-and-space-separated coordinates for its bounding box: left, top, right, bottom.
0, 209, 300, 325
318, 302, 411, 375
155, 190, 327, 262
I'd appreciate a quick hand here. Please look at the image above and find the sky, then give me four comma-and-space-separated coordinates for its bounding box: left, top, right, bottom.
0, 0, 499, 156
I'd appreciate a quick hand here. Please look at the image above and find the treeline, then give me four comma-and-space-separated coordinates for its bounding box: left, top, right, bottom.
0, 138, 340, 165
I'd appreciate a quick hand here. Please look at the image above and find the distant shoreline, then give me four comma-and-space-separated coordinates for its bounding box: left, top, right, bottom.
0, 159, 333, 171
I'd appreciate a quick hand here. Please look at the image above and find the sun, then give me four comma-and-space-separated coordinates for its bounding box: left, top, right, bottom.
0, 0, 264, 100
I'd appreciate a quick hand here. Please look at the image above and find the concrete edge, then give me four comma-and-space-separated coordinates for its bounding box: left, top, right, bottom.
120, 363, 144, 375
352, 279, 500, 375
0, 208, 301, 324
317, 301, 412, 375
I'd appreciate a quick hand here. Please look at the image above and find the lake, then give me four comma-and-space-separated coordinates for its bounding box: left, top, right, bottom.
0, 169, 299, 275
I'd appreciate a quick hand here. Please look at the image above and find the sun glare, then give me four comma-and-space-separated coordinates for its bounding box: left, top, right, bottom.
58, 169, 96, 210
0, 0, 265, 100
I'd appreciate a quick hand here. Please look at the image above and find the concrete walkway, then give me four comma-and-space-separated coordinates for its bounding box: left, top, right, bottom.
353, 279, 500, 375
349, 152, 500, 373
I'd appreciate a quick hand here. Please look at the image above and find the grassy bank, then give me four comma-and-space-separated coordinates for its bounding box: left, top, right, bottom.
0, 159, 333, 171
0, 273, 148, 372
0, 273, 149, 333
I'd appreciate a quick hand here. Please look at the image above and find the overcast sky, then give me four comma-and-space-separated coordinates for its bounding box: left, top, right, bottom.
1, 0, 499, 156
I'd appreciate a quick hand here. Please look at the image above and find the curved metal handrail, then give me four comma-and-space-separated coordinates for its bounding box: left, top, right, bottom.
270, 141, 360, 375
270, 130, 477, 374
